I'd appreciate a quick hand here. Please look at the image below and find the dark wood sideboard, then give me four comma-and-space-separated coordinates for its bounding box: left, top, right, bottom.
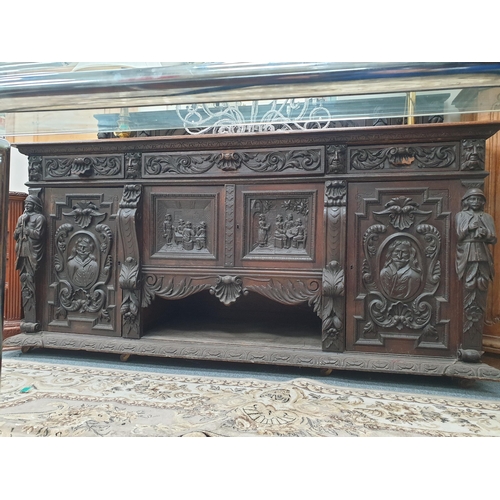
6, 122, 500, 381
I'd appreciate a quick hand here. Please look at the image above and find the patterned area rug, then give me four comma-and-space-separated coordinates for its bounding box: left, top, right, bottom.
1, 358, 500, 437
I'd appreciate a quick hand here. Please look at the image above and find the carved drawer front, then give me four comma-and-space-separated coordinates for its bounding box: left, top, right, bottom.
235, 183, 324, 270
36, 154, 124, 181
45, 188, 122, 335
143, 185, 225, 267
346, 181, 462, 357
142, 147, 324, 178
348, 142, 459, 173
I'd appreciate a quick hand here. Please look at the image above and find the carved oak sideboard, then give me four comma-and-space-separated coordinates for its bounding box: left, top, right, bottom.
6, 122, 500, 381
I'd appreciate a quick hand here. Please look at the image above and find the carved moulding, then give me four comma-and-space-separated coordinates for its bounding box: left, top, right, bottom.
44, 155, 123, 179
143, 148, 323, 176
118, 185, 142, 337
350, 144, 457, 171
7, 331, 500, 381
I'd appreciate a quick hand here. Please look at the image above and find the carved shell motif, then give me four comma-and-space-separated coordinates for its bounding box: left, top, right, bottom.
210, 276, 248, 306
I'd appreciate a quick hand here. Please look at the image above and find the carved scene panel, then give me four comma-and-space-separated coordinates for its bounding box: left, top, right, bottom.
237, 184, 322, 268
346, 181, 460, 357
149, 190, 220, 262
46, 188, 121, 334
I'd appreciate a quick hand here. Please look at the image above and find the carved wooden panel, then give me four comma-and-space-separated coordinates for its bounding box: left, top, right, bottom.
142, 147, 324, 178
142, 185, 224, 267
348, 143, 458, 172
346, 181, 461, 357
45, 188, 121, 334
236, 183, 323, 269
41, 155, 124, 181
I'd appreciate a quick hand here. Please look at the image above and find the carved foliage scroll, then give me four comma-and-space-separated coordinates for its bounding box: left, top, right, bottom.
350, 144, 457, 171
118, 185, 142, 338
143, 148, 323, 176
44, 155, 123, 179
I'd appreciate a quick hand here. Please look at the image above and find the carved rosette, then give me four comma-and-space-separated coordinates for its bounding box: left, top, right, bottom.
118, 185, 142, 337
460, 139, 485, 170
350, 145, 456, 170
210, 276, 248, 306
44, 156, 122, 179
326, 144, 347, 173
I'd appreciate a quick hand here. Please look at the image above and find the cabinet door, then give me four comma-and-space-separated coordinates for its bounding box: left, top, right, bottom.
44, 187, 122, 335
234, 183, 324, 270
346, 181, 460, 357
142, 185, 225, 268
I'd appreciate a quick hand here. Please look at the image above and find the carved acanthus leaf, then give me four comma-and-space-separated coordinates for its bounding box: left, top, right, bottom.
142, 275, 211, 308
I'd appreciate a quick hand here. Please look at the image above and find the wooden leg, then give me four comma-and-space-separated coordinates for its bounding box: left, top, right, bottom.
319, 368, 333, 376
455, 378, 477, 388
120, 353, 131, 362
21, 346, 33, 354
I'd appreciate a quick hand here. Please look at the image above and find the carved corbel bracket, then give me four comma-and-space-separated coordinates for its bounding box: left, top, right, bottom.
118, 184, 142, 337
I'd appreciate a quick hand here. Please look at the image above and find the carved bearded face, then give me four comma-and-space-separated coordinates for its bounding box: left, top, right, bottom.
462, 140, 485, 170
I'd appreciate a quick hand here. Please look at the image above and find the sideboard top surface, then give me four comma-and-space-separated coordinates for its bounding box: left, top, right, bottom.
13, 121, 500, 156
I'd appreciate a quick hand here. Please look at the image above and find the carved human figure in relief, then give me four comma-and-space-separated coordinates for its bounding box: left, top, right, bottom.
284, 213, 295, 249
182, 221, 195, 250
67, 236, 99, 289
163, 213, 174, 244
380, 239, 423, 301
195, 221, 207, 250
274, 214, 286, 248
257, 213, 271, 247
292, 218, 307, 248
456, 188, 496, 287
14, 194, 46, 276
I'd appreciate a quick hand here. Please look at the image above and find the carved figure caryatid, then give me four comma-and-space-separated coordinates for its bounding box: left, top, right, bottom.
182, 221, 195, 251
456, 188, 497, 345
274, 214, 286, 248
291, 218, 307, 249
195, 221, 207, 250
67, 235, 99, 289
13, 194, 46, 331
380, 239, 423, 301
257, 213, 271, 247
163, 213, 174, 245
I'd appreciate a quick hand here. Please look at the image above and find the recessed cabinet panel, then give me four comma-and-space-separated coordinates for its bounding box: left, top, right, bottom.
346, 181, 461, 357
235, 183, 324, 270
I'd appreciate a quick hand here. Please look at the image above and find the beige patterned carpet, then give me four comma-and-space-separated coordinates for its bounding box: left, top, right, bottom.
1, 358, 500, 437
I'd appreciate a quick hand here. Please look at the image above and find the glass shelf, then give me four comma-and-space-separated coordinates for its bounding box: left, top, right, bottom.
1, 62, 499, 138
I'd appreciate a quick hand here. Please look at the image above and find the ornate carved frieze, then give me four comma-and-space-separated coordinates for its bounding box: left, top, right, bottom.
246, 278, 320, 306
326, 145, 347, 173
210, 276, 248, 306
325, 181, 346, 207
44, 155, 123, 179
143, 148, 323, 177
350, 144, 457, 171
14, 193, 46, 332
142, 274, 211, 307
125, 152, 142, 179
118, 185, 143, 337
225, 185, 236, 267
456, 188, 497, 352
460, 139, 485, 170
